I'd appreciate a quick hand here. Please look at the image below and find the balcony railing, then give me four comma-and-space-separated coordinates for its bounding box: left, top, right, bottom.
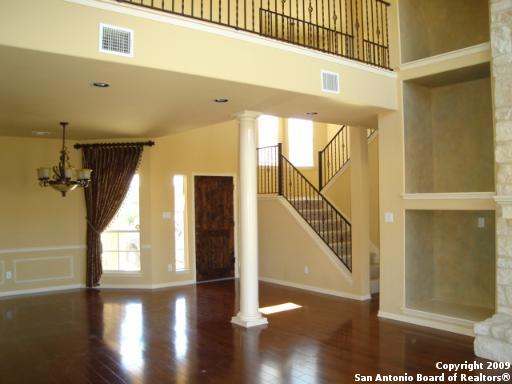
117, 0, 391, 69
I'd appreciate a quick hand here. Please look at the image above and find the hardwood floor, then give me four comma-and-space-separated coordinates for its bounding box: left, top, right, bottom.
0, 281, 503, 383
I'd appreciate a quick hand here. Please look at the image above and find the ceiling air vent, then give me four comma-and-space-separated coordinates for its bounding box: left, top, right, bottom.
321, 70, 340, 94
99, 23, 134, 57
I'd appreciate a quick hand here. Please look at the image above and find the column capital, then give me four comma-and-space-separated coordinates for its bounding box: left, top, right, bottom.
495, 195, 512, 219
234, 110, 261, 120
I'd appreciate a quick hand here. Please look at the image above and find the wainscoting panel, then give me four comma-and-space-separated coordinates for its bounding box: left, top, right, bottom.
14, 255, 74, 283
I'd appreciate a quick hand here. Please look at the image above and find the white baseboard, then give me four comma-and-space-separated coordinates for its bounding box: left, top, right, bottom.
99, 280, 195, 290
377, 310, 474, 337
259, 276, 371, 301
0, 284, 85, 298
0, 280, 197, 297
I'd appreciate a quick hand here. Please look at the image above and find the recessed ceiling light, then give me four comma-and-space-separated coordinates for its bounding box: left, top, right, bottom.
213, 98, 229, 103
92, 82, 110, 88
32, 131, 51, 136
306, 111, 318, 115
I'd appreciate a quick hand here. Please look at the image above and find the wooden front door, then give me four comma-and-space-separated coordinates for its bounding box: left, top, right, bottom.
194, 176, 235, 282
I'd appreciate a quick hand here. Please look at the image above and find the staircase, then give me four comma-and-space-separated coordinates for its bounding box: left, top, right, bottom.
257, 127, 379, 276
257, 144, 352, 271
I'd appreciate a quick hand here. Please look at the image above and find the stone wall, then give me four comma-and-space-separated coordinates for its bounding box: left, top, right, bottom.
474, 0, 512, 362
493, 0, 512, 315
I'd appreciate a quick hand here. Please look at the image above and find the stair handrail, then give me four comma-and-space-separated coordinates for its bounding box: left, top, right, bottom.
280, 154, 352, 271
318, 126, 378, 189
318, 125, 349, 190
257, 144, 352, 271
280, 154, 351, 225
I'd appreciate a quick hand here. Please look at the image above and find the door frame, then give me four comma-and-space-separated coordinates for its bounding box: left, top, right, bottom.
191, 173, 239, 282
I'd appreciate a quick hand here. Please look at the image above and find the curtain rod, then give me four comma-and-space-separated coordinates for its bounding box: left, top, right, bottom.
74, 141, 155, 149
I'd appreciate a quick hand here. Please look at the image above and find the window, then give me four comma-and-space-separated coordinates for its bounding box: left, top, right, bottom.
174, 175, 188, 271
288, 118, 314, 167
101, 175, 141, 272
258, 115, 279, 148
258, 115, 279, 166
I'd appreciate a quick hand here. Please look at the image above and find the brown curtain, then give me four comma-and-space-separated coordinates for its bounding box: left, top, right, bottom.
82, 145, 143, 287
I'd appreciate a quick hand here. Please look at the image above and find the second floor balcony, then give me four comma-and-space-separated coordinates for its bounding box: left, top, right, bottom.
117, 0, 391, 69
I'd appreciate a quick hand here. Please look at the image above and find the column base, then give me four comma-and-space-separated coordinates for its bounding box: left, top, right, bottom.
231, 312, 268, 328
474, 314, 512, 362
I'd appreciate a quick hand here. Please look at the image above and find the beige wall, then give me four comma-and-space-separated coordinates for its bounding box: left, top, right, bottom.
258, 197, 366, 298
379, 81, 496, 332
0, 120, 238, 293
406, 210, 495, 314
399, 0, 490, 63
368, 136, 380, 248
0, 0, 398, 122
0, 137, 86, 293
1, 117, 378, 295
379, 0, 495, 332
405, 210, 434, 305
404, 77, 494, 193
148, 120, 239, 285
323, 130, 380, 248
323, 167, 352, 219
431, 78, 494, 192
403, 83, 433, 192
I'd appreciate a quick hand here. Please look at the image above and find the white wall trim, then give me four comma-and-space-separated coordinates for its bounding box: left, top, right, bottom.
14, 256, 74, 284
401, 306, 476, 327
401, 192, 495, 200
275, 196, 353, 283
378, 310, 474, 337
65, 0, 397, 78
0, 245, 86, 255
495, 195, 512, 204
0, 284, 85, 298
260, 276, 371, 301
399, 42, 491, 72
99, 279, 195, 290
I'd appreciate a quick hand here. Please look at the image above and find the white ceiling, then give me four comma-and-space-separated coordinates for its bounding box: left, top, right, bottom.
0, 45, 380, 140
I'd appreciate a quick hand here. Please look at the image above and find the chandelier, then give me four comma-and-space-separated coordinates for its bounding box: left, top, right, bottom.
37, 122, 92, 197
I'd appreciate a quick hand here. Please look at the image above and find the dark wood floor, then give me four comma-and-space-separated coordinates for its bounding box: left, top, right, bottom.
0, 281, 503, 383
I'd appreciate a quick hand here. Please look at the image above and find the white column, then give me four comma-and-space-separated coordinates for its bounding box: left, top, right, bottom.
231, 111, 268, 328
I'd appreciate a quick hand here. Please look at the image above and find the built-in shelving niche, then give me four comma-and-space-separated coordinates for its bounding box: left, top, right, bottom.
405, 210, 495, 322
399, 0, 490, 64
404, 63, 494, 194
